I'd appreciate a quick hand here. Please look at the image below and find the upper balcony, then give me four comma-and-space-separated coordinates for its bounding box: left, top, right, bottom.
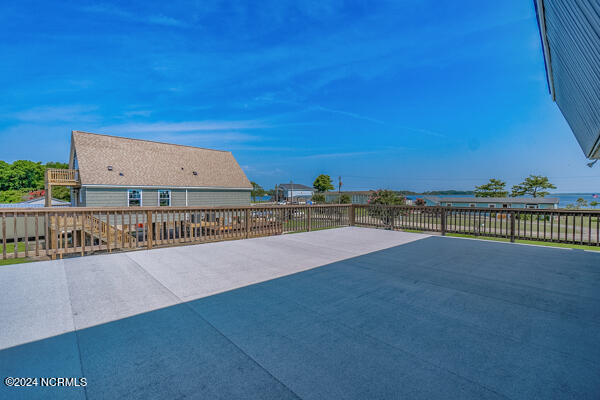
45, 168, 80, 187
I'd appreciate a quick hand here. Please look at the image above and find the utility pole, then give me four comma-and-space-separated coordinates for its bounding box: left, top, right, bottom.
290, 180, 294, 204
338, 176, 342, 204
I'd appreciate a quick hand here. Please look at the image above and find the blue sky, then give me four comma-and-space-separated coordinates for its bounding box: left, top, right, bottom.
0, 0, 597, 192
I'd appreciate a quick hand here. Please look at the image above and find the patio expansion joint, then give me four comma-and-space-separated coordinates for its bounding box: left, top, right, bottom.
122, 253, 304, 400
62, 260, 90, 400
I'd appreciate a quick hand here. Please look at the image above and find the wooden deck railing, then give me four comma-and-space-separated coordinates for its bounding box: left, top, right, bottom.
353, 205, 600, 245
2, 205, 599, 261
46, 168, 80, 185
0, 205, 350, 260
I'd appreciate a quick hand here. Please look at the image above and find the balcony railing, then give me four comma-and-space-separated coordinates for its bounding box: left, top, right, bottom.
46, 168, 80, 186
0, 205, 599, 261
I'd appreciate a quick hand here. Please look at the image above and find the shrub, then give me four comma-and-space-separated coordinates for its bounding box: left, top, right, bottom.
312, 193, 326, 203
367, 190, 406, 228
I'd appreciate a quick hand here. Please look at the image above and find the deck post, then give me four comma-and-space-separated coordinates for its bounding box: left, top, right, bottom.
44, 170, 52, 207
146, 210, 153, 249
349, 204, 355, 226
441, 207, 446, 236
245, 208, 250, 238
307, 207, 312, 231
510, 211, 516, 243
50, 227, 57, 260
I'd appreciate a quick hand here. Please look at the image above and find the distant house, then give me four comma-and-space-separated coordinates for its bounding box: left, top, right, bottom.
324, 191, 374, 204
0, 197, 69, 208
276, 184, 314, 202
60, 131, 252, 207
422, 196, 559, 209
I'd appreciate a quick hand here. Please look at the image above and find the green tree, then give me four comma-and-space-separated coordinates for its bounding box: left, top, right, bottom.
510, 175, 556, 198
250, 181, 265, 202
591, 201, 599, 208
339, 193, 351, 204
312, 193, 326, 203
0, 160, 45, 191
576, 198, 588, 209
0, 160, 71, 202
46, 161, 69, 169
368, 190, 405, 205
0, 189, 26, 203
474, 178, 508, 197
52, 186, 71, 202
368, 190, 406, 227
0, 161, 9, 189
313, 174, 334, 192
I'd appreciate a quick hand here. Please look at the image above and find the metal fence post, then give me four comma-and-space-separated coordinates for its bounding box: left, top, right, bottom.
510, 211, 516, 243
146, 210, 153, 249
441, 207, 446, 236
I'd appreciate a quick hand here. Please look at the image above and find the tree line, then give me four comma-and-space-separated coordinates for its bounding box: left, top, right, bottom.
250, 174, 407, 205
474, 175, 556, 198
0, 160, 70, 203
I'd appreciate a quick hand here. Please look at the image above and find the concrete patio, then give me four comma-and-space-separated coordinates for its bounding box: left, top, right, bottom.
1, 227, 599, 399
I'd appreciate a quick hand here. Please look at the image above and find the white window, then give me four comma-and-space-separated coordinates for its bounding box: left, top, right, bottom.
502, 203, 510, 208
526, 204, 538, 209
469, 203, 476, 208
488, 204, 495, 208
128, 189, 141, 207
159, 190, 171, 206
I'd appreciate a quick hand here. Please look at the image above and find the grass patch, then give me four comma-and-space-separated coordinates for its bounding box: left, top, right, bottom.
1, 242, 36, 266
402, 229, 424, 234
446, 233, 600, 251
0, 257, 33, 266
3, 242, 26, 253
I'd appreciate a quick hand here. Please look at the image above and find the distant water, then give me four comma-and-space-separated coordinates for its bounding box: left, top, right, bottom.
257, 193, 600, 208
417, 193, 600, 208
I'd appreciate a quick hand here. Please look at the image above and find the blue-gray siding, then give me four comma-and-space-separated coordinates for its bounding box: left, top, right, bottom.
84, 188, 129, 207
82, 187, 250, 207
142, 189, 158, 207
325, 193, 370, 204
187, 190, 250, 206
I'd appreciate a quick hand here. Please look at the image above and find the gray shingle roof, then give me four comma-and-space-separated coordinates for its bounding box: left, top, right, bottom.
71, 131, 252, 189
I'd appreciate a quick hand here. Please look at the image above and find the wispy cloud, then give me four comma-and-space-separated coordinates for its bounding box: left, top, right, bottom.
122, 110, 153, 118
397, 125, 447, 138
102, 120, 268, 134
312, 106, 385, 125
10, 105, 98, 123
152, 132, 260, 146
145, 15, 187, 27
81, 4, 188, 27
296, 151, 380, 160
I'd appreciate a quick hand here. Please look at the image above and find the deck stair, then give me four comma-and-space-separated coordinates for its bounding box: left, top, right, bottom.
49, 214, 137, 249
